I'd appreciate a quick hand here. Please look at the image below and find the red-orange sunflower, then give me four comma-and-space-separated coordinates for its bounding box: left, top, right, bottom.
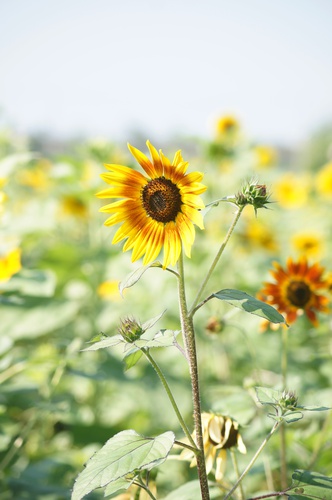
97, 141, 206, 269
258, 257, 330, 326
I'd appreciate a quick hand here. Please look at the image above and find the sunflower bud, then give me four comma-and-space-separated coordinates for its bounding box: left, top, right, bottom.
280, 390, 298, 412
236, 181, 270, 214
118, 317, 143, 343
205, 316, 225, 335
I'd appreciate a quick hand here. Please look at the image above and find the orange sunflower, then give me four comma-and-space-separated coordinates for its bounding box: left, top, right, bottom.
258, 257, 330, 326
97, 141, 206, 268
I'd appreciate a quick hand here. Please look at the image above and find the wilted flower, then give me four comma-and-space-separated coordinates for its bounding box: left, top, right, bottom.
258, 257, 330, 326
180, 412, 246, 481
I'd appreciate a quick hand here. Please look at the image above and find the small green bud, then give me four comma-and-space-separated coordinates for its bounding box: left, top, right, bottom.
119, 317, 143, 343
236, 181, 271, 214
280, 390, 298, 412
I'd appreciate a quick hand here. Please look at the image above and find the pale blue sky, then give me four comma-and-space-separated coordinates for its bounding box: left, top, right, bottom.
1, 0, 332, 145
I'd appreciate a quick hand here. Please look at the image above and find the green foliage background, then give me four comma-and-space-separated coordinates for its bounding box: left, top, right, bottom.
0, 124, 331, 499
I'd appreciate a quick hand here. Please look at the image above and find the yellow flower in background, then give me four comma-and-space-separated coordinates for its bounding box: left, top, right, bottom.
215, 115, 239, 137
60, 195, 88, 218
254, 145, 277, 168
97, 280, 121, 300
292, 231, 324, 259
274, 173, 310, 208
16, 159, 52, 190
0, 248, 21, 282
97, 141, 206, 269
242, 217, 278, 252
258, 257, 329, 326
180, 412, 246, 481
316, 161, 332, 197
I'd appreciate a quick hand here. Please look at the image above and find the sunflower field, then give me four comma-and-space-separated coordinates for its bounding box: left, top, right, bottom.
0, 118, 331, 500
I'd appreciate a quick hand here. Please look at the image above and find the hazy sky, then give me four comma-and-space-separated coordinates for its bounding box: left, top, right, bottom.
1, 0, 332, 145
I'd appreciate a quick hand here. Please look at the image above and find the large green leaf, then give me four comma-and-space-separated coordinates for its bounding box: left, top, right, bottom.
212, 289, 286, 324
288, 470, 332, 500
71, 430, 175, 500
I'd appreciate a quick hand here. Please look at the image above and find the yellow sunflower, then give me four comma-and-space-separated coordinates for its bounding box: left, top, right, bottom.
258, 257, 329, 326
97, 141, 206, 269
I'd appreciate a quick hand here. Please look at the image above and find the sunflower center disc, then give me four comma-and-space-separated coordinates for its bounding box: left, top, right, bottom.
286, 280, 311, 307
142, 177, 182, 223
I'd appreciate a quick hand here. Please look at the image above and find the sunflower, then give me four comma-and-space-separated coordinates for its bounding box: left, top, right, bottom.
97, 141, 206, 268
258, 257, 329, 326
180, 412, 246, 481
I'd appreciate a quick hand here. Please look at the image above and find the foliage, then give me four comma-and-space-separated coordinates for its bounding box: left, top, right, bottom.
0, 122, 331, 499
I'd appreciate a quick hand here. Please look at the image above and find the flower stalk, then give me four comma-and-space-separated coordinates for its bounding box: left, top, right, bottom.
224, 420, 280, 500
177, 251, 210, 500
142, 349, 196, 448
190, 205, 244, 317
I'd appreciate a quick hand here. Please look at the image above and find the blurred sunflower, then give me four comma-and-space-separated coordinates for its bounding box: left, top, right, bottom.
0, 248, 21, 282
97, 280, 121, 300
97, 141, 206, 269
274, 173, 310, 208
291, 231, 324, 259
180, 412, 246, 481
241, 217, 278, 252
215, 115, 239, 137
316, 161, 332, 197
60, 195, 88, 218
258, 257, 329, 326
253, 145, 277, 168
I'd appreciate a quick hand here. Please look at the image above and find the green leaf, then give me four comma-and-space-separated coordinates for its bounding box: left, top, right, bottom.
71, 430, 175, 500
0, 269, 56, 297
255, 387, 281, 405
123, 349, 143, 370
288, 470, 332, 500
122, 330, 180, 370
298, 405, 331, 412
104, 476, 135, 495
282, 411, 303, 423
82, 334, 123, 351
213, 289, 286, 324
119, 263, 161, 296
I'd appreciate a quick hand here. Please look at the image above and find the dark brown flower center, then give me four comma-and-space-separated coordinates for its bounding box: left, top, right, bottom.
286, 280, 311, 308
141, 177, 182, 223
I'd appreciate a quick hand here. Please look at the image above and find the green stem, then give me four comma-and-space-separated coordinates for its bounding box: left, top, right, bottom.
143, 349, 196, 448
189, 206, 244, 317
177, 252, 210, 500
224, 420, 280, 500
280, 327, 288, 490
230, 449, 245, 500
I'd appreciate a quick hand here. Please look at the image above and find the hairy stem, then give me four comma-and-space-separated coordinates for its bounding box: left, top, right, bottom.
177, 252, 210, 500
